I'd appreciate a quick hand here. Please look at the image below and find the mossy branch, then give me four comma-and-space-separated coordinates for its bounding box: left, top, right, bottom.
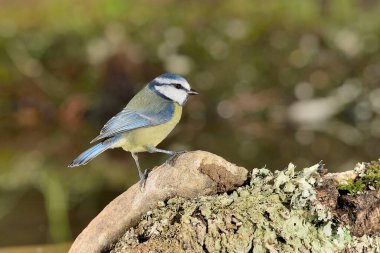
69, 151, 380, 253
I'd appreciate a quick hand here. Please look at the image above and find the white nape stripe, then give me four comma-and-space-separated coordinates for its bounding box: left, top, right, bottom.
155, 85, 188, 105
155, 77, 190, 90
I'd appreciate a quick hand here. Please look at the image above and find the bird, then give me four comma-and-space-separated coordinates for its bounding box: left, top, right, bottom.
68, 73, 198, 187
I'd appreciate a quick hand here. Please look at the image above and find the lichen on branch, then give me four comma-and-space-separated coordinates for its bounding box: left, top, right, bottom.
111, 162, 380, 253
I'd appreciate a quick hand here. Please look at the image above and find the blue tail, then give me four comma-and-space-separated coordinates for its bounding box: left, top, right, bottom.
68, 136, 121, 167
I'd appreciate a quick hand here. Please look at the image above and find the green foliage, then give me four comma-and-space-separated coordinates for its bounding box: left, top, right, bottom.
363, 161, 380, 189
337, 161, 380, 194
337, 178, 366, 194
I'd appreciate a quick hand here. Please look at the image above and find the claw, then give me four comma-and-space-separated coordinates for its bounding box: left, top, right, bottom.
165, 150, 187, 165
139, 169, 150, 190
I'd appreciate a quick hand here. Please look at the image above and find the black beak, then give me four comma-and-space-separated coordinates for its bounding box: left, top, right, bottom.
188, 89, 198, 95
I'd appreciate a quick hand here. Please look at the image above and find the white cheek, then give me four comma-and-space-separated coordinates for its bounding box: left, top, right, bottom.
176, 91, 188, 105
156, 86, 188, 105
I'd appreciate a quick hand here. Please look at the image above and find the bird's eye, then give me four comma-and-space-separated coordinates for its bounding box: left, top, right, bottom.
174, 83, 182, 89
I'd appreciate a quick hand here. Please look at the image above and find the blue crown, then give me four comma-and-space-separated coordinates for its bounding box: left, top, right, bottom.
158, 73, 185, 81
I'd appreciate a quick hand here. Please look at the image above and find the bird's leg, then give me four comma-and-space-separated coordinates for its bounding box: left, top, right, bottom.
146, 146, 175, 155
131, 152, 149, 188
146, 146, 187, 165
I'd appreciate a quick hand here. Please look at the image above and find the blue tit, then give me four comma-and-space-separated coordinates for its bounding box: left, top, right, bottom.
69, 73, 198, 186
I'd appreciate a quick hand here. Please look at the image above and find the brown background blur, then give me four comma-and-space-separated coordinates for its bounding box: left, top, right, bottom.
0, 0, 380, 250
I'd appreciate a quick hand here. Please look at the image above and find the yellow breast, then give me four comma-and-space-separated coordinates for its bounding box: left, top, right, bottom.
120, 103, 182, 152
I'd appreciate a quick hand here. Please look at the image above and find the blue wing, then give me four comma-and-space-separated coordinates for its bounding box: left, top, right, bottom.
90, 103, 175, 143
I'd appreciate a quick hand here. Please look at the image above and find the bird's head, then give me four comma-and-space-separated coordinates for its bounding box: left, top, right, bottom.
148, 73, 198, 105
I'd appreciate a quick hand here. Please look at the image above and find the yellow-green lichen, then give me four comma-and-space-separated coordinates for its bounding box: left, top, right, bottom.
111, 163, 352, 253
337, 161, 380, 194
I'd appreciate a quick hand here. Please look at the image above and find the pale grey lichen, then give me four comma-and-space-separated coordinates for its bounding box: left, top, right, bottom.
348, 235, 380, 253
354, 162, 367, 177
111, 163, 380, 253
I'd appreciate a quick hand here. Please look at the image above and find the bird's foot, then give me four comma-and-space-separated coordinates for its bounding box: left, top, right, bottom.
138, 169, 150, 190
165, 150, 187, 166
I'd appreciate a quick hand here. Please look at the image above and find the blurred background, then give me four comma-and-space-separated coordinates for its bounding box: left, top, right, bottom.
1, 0, 380, 250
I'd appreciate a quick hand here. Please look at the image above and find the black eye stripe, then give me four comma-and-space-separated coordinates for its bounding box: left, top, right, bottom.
150, 80, 188, 91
